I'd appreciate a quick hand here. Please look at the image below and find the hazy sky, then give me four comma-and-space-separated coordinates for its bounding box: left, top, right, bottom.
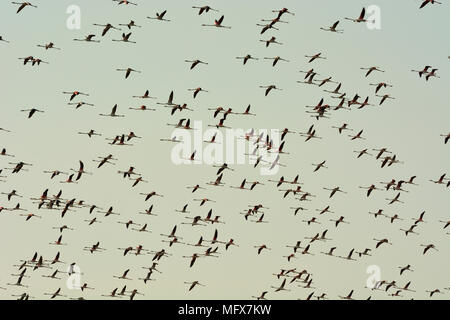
0, 0, 449, 300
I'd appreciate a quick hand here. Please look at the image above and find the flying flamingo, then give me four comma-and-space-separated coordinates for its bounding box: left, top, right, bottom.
63, 91, 89, 101
112, 32, 136, 43
20, 108, 44, 119
420, 0, 442, 9
345, 8, 370, 23
73, 34, 100, 43
263, 56, 289, 67
99, 104, 125, 117
441, 133, 450, 144
185, 59, 208, 70
192, 5, 218, 15
188, 87, 208, 99
260, 85, 282, 96
113, 0, 137, 5
260, 36, 282, 47
37, 42, 61, 50
305, 52, 326, 63
119, 20, 141, 29
411, 65, 431, 77
202, 16, 231, 29
361, 66, 385, 77
185, 281, 205, 291
236, 54, 258, 65
93, 23, 121, 36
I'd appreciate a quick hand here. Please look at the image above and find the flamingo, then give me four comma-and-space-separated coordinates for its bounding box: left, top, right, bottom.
133, 89, 156, 99
68, 101, 94, 109
185, 281, 205, 291
361, 66, 385, 77
338, 248, 356, 261
192, 6, 218, 15
260, 85, 282, 96
140, 191, 163, 201
113, 269, 132, 280
320, 21, 343, 33
260, 36, 282, 47
420, 0, 442, 9
116, 67, 141, 79
257, 23, 279, 34
359, 184, 381, 197
101, 288, 122, 298
376, 94, 395, 105
315, 77, 338, 87
94, 154, 117, 168
73, 34, 100, 43
113, 0, 137, 5
312, 161, 328, 172
324, 83, 343, 95
345, 8, 369, 23
323, 187, 347, 198
37, 42, 61, 50
129, 105, 156, 111
421, 244, 438, 255
374, 238, 392, 249
252, 291, 268, 300
411, 65, 431, 77
426, 289, 443, 297
349, 130, 365, 140
370, 82, 393, 94
12, 2, 37, 14
119, 20, 141, 29
188, 87, 208, 99
236, 54, 258, 65
339, 290, 355, 300
272, 279, 290, 292
263, 56, 289, 67
99, 104, 125, 117
430, 173, 448, 185
305, 52, 326, 63
0, 148, 14, 157
185, 59, 208, 70
386, 192, 403, 205
63, 91, 89, 101
18, 56, 34, 65
20, 108, 44, 119
78, 129, 101, 138
147, 10, 170, 22
426, 68, 439, 81
112, 32, 136, 43
440, 133, 450, 144
93, 23, 121, 36
299, 125, 322, 142
273, 8, 295, 18
30, 58, 48, 66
